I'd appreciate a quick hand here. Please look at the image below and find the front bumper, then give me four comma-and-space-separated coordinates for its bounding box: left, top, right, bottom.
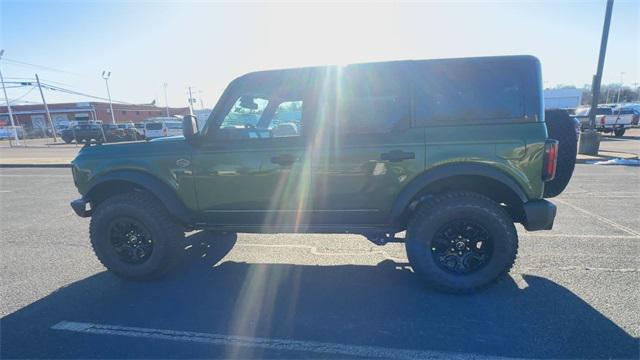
70, 198, 92, 217
522, 199, 556, 231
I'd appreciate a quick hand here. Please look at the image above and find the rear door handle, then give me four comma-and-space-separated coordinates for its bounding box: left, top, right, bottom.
271, 154, 297, 166
380, 150, 415, 162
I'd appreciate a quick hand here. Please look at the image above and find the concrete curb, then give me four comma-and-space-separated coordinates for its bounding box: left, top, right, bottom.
0, 163, 71, 168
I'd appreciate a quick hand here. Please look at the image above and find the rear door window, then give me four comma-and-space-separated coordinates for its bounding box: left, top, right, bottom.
146, 123, 163, 130
413, 60, 527, 124
336, 64, 411, 135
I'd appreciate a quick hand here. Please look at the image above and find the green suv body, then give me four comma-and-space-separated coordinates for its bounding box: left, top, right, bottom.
71, 55, 565, 293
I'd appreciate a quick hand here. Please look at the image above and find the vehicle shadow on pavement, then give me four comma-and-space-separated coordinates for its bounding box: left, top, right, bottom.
1, 231, 637, 359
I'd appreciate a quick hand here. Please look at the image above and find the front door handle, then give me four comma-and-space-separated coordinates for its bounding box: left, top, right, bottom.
380, 150, 415, 162
271, 154, 297, 166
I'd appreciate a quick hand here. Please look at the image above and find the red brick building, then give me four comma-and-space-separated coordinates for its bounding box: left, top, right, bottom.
0, 102, 190, 128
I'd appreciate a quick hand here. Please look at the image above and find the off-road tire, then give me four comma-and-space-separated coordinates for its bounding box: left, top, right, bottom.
89, 191, 184, 279
406, 192, 518, 294
544, 109, 577, 198
614, 128, 626, 137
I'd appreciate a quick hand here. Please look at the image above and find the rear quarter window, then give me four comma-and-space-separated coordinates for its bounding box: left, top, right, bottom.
412, 59, 530, 125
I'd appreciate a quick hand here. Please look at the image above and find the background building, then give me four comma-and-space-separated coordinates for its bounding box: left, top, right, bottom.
543, 89, 583, 109
0, 102, 190, 129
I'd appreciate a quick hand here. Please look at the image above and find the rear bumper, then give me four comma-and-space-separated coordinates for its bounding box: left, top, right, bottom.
522, 199, 556, 231
70, 198, 92, 218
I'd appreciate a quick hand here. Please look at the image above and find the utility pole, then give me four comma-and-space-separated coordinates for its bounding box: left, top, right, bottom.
35, 74, 58, 142
0, 49, 20, 145
198, 90, 204, 109
102, 71, 116, 124
579, 0, 614, 156
615, 72, 624, 104
163, 82, 169, 117
188, 86, 194, 115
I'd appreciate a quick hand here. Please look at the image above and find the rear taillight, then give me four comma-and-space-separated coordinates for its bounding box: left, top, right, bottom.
542, 139, 559, 182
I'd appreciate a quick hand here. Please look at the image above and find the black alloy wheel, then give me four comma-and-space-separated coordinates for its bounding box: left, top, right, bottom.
431, 220, 493, 275
108, 217, 154, 265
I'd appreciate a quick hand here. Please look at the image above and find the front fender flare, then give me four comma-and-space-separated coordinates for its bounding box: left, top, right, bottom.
85, 170, 193, 225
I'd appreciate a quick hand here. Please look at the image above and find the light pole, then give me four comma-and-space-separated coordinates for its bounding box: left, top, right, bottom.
187, 86, 194, 115
615, 72, 624, 104
0, 49, 20, 145
163, 82, 169, 117
579, 0, 614, 156
102, 71, 116, 124
35, 74, 58, 142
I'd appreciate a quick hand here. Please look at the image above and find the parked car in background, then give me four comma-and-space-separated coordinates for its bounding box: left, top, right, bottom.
133, 123, 146, 138
61, 121, 138, 143
574, 105, 635, 137
616, 104, 640, 127
116, 123, 140, 140
61, 122, 105, 143
144, 118, 183, 139
0, 126, 25, 140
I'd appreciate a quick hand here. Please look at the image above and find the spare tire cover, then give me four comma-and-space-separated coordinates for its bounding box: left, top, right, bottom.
543, 109, 577, 198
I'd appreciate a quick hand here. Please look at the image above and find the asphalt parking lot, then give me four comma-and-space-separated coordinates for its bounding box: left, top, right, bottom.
1, 158, 639, 358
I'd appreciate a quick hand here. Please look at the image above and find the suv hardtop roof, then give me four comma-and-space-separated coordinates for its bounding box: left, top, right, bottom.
233, 55, 540, 84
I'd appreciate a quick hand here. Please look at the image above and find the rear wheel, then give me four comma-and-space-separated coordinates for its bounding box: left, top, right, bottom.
614, 128, 626, 137
90, 192, 184, 279
405, 192, 518, 293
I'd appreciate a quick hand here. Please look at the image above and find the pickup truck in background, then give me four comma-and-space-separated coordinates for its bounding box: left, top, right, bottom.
574, 105, 637, 137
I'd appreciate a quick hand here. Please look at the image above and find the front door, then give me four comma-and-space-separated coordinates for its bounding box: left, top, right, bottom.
193, 92, 311, 229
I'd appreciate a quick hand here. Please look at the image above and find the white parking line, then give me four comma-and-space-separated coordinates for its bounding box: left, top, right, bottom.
555, 198, 640, 237
519, 233, 640, 239
51, 321, 512, 360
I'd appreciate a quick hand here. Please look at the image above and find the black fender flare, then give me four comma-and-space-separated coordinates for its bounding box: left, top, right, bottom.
390, 163, 529, 224
86, 170, 193, 225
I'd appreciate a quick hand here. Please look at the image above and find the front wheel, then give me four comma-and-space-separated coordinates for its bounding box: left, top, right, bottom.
90, 192, 185, 279
405, 192, 518, 293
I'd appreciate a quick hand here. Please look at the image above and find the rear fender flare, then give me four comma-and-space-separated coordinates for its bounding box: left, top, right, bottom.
390, 163, 528, 225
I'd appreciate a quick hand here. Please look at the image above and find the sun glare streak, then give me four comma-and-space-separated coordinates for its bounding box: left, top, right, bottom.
225, 264, 303, 358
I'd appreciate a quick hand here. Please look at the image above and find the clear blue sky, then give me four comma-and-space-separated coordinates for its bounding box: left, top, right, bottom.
1, 0, 638, 108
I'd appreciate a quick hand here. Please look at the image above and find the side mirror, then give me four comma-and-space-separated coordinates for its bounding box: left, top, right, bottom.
183, 115, 198, 138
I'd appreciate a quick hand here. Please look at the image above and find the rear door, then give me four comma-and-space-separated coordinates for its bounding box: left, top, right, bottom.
308, 63, 425, 226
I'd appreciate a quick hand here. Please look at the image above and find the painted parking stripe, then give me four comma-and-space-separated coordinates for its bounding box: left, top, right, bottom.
51, 321, 512, 360
555, 198, 640, 237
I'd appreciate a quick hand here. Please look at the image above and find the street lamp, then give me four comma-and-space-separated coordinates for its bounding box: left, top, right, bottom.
615, 72, 625, 104
0, 49, 20, 145
163, 82, 169, 117
102, 70, 116, 124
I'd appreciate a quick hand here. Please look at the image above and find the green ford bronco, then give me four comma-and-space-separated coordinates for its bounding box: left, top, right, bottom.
71, 55, 577, 293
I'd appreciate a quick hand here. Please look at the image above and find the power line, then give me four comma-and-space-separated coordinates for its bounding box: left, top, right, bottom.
40, 82, 133, 104
3, 76, 72, 87
0, 58, 76, 75
8, 86, 36, 104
